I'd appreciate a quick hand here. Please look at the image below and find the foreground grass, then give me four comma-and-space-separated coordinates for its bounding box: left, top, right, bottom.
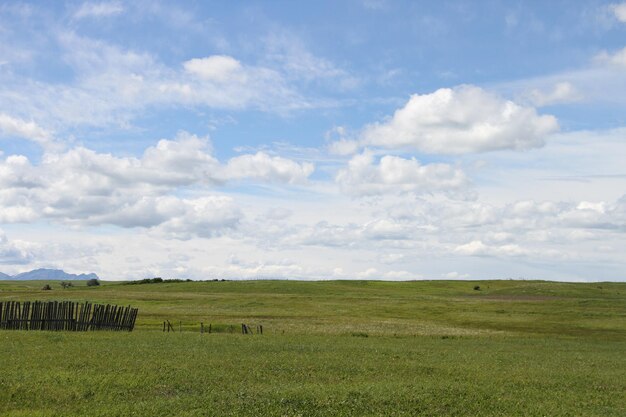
0, 280, 625, 416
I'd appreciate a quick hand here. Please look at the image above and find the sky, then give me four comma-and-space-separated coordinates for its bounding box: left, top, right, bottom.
1, 1, 626, 281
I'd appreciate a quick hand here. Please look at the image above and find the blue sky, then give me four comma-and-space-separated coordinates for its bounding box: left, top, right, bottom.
1, 1, 626, 281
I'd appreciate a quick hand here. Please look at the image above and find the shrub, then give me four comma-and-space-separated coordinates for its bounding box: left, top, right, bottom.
86, 278, 100, 287
473, 285, 481, 291
126, 277, 195, 285
60, 281, 73, 289
41, 284, 52, 290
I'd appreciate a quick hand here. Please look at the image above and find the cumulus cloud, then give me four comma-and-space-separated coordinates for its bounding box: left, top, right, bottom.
0, 230, 35, 265
164, 55, 306, 110
327, 138, 360, 155
345, 85, 558, 154
183, 55, 244, 82
335, 151, 468, 196
265, 214, 429, 250
150, 196, 241, 240
0, 113, 54, 148
224, 152, 315, 184
527, 82, 583, 106
269, 218, 413, 250
610, 2, 626, 22
73, 1, 124, 19
241, 193, 625, 269
412, 197, 626, 235
0, 132, 313, 235
454, 240, 528, 257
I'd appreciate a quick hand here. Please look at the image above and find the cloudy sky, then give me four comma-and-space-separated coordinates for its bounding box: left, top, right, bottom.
1, 1, 626, 281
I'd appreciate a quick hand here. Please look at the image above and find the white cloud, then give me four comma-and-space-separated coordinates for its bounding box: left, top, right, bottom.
6, 184, 626, 279
283, 221, 362, 248
328, 138, 360, 156
74, 2, 124, 19
183, 56, 244, 82
335, 151, 468, 196
0, 132, 313, 234
378, 253, 406, 264
443, 271, 470, 279
455, 240, 528, 257
150, 196, 241, 240
383, 270, 416, 279
261, 207, 293, 221
496, 52, 626, 108
262, 33, 358, 88
0, 230, 35, 265
610, 3, 626, 22
363, 219, 413, 240
357, 267, 379, 278
353, 85, 558, 154
139, 132, 221, 186
595, 46, 626, 67
0, 113, 54, 149
0, 35, 312, 132
224, 152, 315, 184
527, 82, 583, 106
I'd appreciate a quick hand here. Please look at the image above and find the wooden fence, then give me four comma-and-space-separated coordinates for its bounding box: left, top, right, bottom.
0, 301, 138, 332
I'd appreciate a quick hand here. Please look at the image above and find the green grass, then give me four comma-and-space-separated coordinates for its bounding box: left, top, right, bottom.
1, 279, 625, 416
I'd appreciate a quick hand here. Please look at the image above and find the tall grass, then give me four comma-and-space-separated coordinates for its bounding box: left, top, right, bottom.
0, 279, 624, 416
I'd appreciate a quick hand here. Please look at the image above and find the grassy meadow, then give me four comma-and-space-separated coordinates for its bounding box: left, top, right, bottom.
0, 279, 625, 416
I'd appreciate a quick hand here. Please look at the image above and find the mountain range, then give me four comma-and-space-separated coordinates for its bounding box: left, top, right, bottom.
0, 268, 99, 281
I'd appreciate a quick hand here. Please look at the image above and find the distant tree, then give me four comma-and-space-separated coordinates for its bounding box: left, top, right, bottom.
41, 284, 52, 290
86, 278, 100, 287
60, 281, 73, 289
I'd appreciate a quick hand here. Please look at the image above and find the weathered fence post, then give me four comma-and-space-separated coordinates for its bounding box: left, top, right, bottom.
0, 301, 137, 332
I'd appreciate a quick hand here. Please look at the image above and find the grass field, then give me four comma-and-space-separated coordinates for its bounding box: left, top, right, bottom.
1, 279, 625, 416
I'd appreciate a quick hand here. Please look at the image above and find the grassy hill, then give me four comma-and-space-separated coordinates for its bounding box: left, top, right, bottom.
1, 279, 625, 416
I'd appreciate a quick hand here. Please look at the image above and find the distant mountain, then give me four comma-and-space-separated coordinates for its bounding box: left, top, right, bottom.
1, 268, 99, 281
